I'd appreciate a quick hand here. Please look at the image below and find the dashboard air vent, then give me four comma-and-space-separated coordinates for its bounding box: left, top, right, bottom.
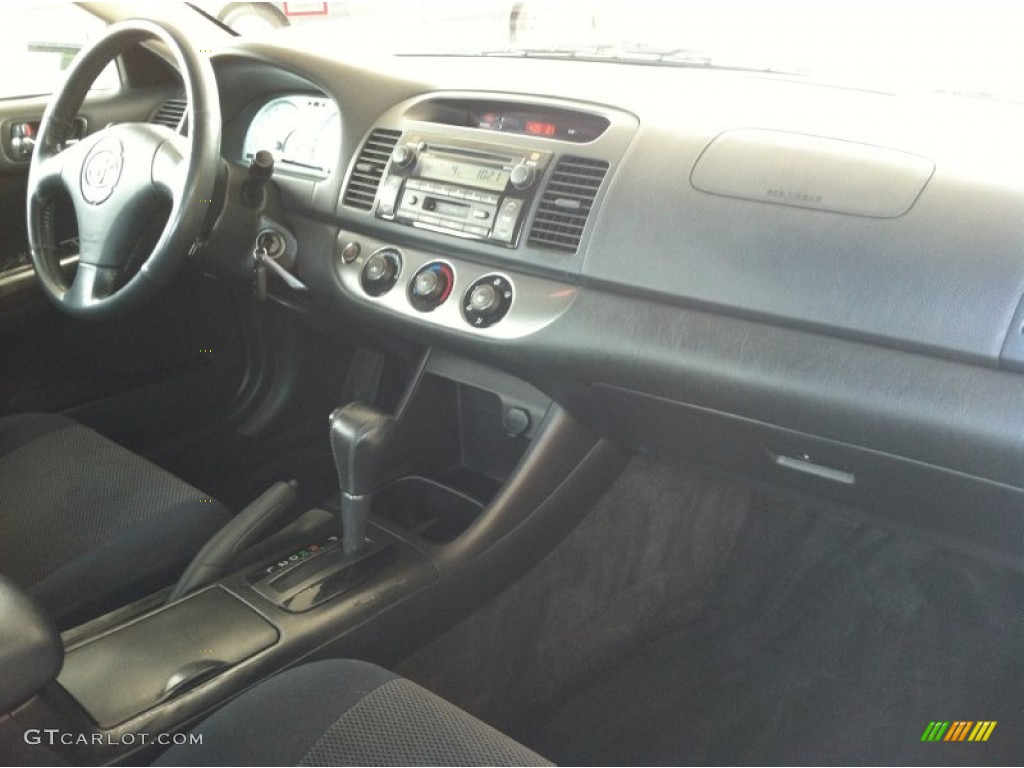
151, 97, 187, 130
343, 128, 402, 211
528, 156, 609, 253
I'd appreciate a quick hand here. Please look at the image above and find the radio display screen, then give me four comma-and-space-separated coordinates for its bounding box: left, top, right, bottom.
419, 155, 509, 192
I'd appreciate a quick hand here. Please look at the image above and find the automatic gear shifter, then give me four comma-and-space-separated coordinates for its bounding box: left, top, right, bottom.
329, 402, 397, 555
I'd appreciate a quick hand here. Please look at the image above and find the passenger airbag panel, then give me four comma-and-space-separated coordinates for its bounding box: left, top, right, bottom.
690, 129, 933, 217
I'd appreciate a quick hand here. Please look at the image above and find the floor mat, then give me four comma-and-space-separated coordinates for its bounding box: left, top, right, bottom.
397, 455, 751, 736
528, 490, 1024, 766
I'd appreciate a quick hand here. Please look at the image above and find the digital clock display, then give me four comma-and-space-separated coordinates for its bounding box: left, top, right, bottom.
473, 107, 609, 142
525, 121, 557, 137
419, 155, 510, 191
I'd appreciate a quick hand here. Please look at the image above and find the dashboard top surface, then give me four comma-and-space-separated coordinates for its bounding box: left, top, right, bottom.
221, 43, 1024, 366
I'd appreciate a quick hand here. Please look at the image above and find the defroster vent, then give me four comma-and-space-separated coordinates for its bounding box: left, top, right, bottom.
342, 128, 402, 211
528, 156, 609, 253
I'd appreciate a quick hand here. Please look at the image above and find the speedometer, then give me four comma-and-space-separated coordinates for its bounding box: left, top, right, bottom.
243, 95, 341, 176
243, 99, 299, 158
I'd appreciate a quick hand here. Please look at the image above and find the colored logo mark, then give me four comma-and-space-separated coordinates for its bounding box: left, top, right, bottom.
921, 721, 997, 742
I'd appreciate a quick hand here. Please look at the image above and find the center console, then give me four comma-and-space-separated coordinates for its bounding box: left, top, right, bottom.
3, 348, 627, 765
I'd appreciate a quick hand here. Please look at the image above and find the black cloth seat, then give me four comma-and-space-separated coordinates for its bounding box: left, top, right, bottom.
0, 413, 231, 628
156, 660, 551, 766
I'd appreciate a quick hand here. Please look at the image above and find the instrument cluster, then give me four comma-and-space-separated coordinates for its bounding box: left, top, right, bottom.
243, 94, 341, 177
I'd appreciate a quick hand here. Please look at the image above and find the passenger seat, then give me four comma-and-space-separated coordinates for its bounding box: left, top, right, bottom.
155, 659, 550, 766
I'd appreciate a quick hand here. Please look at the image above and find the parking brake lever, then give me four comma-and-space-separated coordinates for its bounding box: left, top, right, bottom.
168, 480, 299, 603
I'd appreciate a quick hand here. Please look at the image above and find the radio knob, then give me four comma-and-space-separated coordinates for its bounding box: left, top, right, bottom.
391, 144, 416, 169
509, 162, 536, 190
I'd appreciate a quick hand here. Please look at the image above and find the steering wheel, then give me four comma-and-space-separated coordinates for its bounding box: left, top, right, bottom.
26, 19, 220, 319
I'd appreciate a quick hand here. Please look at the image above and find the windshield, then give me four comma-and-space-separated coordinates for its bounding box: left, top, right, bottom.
204, 0, 1024, 103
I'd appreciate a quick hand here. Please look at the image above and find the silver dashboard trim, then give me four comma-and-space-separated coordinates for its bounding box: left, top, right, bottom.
335, 230, 575, 340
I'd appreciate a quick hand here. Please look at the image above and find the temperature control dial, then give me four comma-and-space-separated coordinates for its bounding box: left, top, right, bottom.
463, 275, 514, 328
409, 262, 455, 312
360, 248, 401, 297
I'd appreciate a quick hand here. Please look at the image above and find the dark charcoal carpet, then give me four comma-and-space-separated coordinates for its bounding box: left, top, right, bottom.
398, 454, 750, 734
398, 455, 1024, 766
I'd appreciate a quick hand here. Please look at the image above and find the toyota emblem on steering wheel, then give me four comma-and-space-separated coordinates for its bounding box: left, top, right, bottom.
81, 138, 124, 204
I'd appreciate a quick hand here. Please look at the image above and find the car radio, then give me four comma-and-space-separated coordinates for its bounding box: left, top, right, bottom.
375, 133, 552, 247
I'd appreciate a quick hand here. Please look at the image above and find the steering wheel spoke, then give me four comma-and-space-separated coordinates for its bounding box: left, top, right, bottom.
28, 149, 73, 200
152, 132, 190, 196
64, 263, 124, 311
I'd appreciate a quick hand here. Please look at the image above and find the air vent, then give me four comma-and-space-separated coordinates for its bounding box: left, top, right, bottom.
151, 97, 187, 130
342, 128, 402, 211
528, 156, 609, 253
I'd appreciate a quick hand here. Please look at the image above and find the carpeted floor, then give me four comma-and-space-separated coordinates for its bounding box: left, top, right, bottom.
398, 454, 1024, 765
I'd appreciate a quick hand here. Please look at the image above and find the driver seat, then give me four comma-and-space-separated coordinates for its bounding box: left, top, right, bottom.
0, 412, 230, 629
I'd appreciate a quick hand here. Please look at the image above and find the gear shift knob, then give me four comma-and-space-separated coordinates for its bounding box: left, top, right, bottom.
329, 402, 396, 555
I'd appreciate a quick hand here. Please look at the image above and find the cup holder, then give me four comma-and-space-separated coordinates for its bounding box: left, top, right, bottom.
373, 476, 485, 544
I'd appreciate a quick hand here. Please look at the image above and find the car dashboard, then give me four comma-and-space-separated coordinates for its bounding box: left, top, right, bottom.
208, 38, 1024, 567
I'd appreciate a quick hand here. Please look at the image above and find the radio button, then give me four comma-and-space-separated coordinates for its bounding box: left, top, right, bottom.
472, 210, 490, 220
465, 225, 490, 238
481, 193, 500, 205
419, 215, 441, 226
492, 198, 524, 243
377, 176, 403, 217
450, 188, 466, 199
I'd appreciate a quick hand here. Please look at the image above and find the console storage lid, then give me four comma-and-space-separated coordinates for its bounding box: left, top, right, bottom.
58, 587, 278, 729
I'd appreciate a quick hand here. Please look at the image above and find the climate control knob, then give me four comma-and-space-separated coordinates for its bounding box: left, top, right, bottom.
469, 283, 498, 312
409, 262, 454, 312
360, 249, 401, 297
463, 275, 513, 328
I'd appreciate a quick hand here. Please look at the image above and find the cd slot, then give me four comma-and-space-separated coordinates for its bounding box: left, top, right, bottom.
422, 142, 518, 165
